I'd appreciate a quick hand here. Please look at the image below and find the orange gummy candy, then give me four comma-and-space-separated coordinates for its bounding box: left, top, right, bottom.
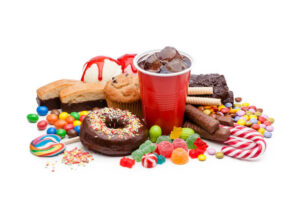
170, 127, 182, 140
171, 148, 189, 165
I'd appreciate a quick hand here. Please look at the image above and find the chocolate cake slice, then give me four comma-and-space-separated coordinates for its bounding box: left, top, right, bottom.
36, 79, 81, 110
60, 83, 107, 112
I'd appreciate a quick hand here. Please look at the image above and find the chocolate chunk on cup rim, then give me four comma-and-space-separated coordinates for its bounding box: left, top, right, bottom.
133, 49, 193, 77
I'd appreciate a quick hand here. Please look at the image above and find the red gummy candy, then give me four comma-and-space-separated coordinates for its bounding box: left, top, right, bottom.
189, 148, 205, 159
120, 157, 135, 168
193, 138, 208, 150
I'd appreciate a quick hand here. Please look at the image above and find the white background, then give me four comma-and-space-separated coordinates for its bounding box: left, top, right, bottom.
1, 0, 299, 199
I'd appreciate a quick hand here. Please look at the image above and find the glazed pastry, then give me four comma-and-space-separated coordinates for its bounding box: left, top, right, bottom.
36, 79, 81, 110
104, 74, 143, 118
80, 107, 148, 156
60, 82, 107, 112
117, 54, 138, 74
81, 56, 122, 84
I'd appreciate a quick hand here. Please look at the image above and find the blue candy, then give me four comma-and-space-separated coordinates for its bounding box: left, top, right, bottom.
74, 125, 81, 135
36, 106, 48, 116
233, 116, 240, 122
250, 118, 258, 124
264, 132, 272, 138
154, 153, 166, 165
47, 127, 57, 134
224, 103, 232, 108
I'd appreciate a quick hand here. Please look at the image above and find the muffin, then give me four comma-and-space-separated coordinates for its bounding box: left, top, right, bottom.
104, 74, 143, 118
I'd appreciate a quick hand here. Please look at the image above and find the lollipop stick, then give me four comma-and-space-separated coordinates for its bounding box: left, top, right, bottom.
62, 136, 80, 145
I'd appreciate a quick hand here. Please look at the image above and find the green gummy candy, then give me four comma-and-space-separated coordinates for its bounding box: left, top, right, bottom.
156, 136, 172, 144
180, 128, 195, 140
131, 150, 144, 162
186, 134, 200, 149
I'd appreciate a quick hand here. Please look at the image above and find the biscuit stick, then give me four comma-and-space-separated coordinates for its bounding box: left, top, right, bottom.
186, 96, 221, 106
188, 87, 213, 95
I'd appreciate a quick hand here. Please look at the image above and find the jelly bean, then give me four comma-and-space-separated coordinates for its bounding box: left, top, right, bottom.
203, 109, 211, 115
264, 121, 272, 126
70, 112, 80, 120
149, 125, 162, 143
207, 148, 216, 155
65, 116, 75, 124
235, 97, 242, 102
250, 118, 258, 124
260, 124, 266, 129
46, 114, 58, 125
74, 125, 81, 134
258, 128, 265, 135
56, 129, 66, 139
73, 120, 82, 127
80, 111, 89, 116
267, 117, 275, 123
220, 107, 230, 114
258, 117, 266, 123
237, 110, 245, 116
59, 112, 69, 120
47, 127, 57, 134
252, 124, 260, 130
64, 124, 74, 131
237, 119, 246, 126
79, 115, 86, 122
54, 119, 67, 129
255, 112, 262, 117
266, 125, 274, 132
180, 128, 195, 140
249, 115, 257, 119
37, 120, 48, 130
224, 103, 232, 108
216, 152, 224, 159
242, 102, 250, 107
36, 106, 48, 116
198, 154, 206, 161
264, 132, 272, 138
27, 114, 39, 123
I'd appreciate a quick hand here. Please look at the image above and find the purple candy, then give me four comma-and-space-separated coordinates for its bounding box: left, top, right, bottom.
260, 124, 266, 129
249, 109, 256, 113
237, 110, 245, 116
266, 125, 274, 132
207, 148, 216, 155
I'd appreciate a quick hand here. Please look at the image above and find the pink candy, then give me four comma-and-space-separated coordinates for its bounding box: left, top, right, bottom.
172, 138, 188, 152
158, 141, 173, 158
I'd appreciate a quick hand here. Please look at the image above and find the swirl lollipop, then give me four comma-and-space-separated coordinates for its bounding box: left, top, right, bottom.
30, 134, 79, 157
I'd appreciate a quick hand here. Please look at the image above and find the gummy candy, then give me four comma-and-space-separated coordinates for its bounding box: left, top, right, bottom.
172, 138, 188, 152
180, 128, 195, 140
154, 153, 166, 165
156, 136, 172, 144
171, 148, 189, 165
193, 138, 208, 151
131, 140, 156, 162
189, 148, 204, 159
186, 134, 200, 149
158, 141, 173, 158
170, 126, 182, 139
120, 157, 135, 168
142, 153, 157, 168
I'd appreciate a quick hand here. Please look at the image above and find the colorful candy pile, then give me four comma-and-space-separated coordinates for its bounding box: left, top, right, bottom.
120, 126, 224, 169
27, 106, 89, 139
197, 97, 275, 138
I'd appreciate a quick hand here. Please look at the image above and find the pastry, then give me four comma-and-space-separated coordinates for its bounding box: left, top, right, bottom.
36, 79, 81, 110
104, 74, 143, 118
81, 56, 122, 84
60, 82, 107, 112
117, 54, 138, 74
80, 107, 148, 156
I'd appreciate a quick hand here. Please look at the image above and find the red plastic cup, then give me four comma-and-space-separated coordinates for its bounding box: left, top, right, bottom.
134, 49, 192, 135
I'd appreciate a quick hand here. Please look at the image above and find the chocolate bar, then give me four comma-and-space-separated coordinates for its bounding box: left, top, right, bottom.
185, 104, 219, 134
183, 121, 230, 142
217, 116, 234, 127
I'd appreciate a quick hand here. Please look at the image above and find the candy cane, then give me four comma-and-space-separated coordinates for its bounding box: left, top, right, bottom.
221, 124, 267, 160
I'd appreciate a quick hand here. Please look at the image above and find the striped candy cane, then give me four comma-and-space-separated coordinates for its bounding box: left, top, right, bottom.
221, 124, 267, 160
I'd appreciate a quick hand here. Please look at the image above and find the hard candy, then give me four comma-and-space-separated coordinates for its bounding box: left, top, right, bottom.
141, 153, 157, 168
70, 112, 80, 120
74, 125, 81, 134
171, 148, 189, 165
37, 120, 48, 130
46, 114, 58, 125
198, 154, 206, 161
59, 112, 69, 120
266, 125, 274, 132
47, 127, 57, 134
27, 114, 39, 123
149, 125, 162, 142
216, 152, 224, 159
264, 132, 272, 138
36, 106, 48, 116
56, 129, 66, 139
207, 148, 216, 155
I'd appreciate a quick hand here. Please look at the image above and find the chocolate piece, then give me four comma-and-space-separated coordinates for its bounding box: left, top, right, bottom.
183, 121, 230, 142
189, 74, 234, 104
61, 99, 107, 113
137, 46, 191, 74
50, 109, 60, 115
217, 116, 234, 127
67, 129, 78, 138
257, 108, 263, 113
36, 97, 61, 110
235, 97, 242, 102
185, 104, 219, 134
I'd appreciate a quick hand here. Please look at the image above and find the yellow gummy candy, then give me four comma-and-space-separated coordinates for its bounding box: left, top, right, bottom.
170, 126, 182, 139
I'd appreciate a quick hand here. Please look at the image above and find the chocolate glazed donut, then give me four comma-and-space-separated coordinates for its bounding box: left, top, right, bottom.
80, 108, 148, 156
